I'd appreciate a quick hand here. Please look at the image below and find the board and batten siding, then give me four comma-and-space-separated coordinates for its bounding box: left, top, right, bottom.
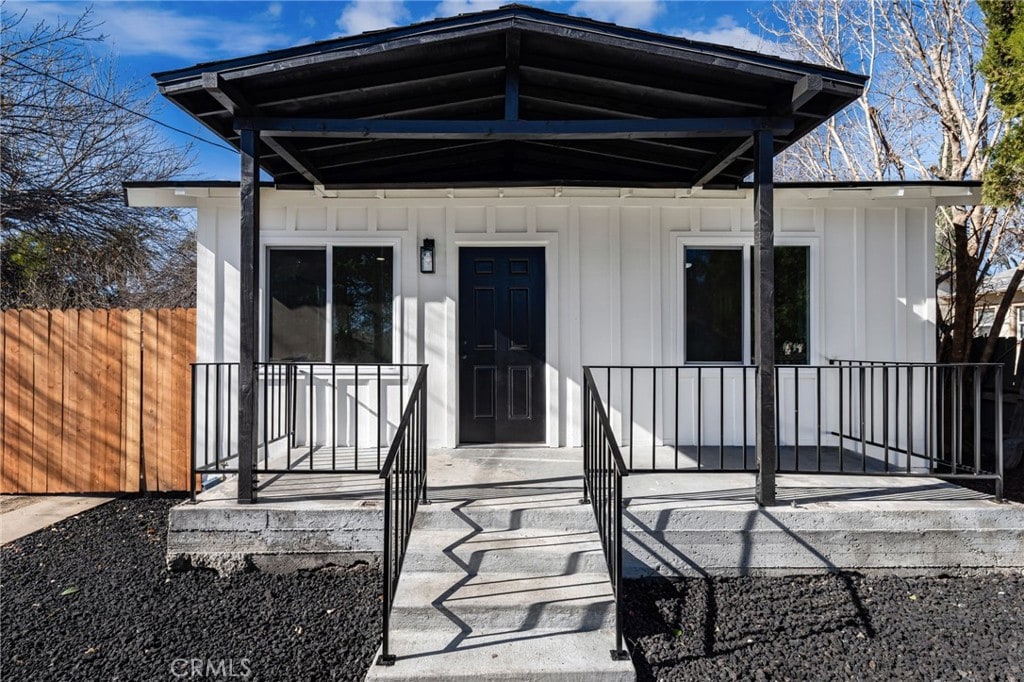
189, 189, 937, 448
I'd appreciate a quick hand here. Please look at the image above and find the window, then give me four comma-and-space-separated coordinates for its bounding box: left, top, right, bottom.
682, 243, 811, 364
977, 308, 996, 336
685, 247, 744, 362
268, 249, 327, 361
267, 245, 394, 362
1017, 307, 1024, 341
332, 246, 393, 363
775, 246, 809, 364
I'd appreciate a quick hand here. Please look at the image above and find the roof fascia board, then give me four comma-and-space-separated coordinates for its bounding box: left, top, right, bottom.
158, 19, 514, 93
157, 10, 864, 95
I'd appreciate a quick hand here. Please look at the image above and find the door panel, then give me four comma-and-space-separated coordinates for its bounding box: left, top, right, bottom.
459, 247, 546, 443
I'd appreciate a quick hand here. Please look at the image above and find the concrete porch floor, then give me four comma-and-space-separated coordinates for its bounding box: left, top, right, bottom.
168, 446, 1024, 576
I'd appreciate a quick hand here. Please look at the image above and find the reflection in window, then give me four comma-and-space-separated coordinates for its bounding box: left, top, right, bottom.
775, 246, 810, 364
685, 248, 743, 362
268, 249, 327, 361
333, 246, 393, 363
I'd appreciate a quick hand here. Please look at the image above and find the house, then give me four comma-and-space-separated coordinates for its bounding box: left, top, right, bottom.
125, 5, 1015, 672
127, 3, 1002, 496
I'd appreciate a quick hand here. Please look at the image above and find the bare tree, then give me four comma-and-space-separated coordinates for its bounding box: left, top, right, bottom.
0, 7, 197, 309
762, 0, 1022, 365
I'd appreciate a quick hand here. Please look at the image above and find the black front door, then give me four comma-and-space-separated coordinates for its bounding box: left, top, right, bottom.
459, 247, 546, 443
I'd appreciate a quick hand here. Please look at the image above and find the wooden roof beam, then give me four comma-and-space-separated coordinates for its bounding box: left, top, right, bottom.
203, 72, 327, 186
691, 137, 754, 187
236, 116, 795, 140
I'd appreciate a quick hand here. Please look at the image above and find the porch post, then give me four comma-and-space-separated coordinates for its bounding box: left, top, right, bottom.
753, 129, 777, 506
238, 127, 261, 504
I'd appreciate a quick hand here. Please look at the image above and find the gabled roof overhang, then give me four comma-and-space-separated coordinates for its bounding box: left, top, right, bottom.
154, 4, 866, 189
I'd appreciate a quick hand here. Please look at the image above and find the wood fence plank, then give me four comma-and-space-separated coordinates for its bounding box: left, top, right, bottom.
15, 311, 33, 493
123, 310, 143, 493
100, 310, 122, 492
3, 312, 23, 492
156, 308, 173, 491
59, 310, 76, 492
185, 308, 198, 491
0, 311, 6, 487
142, 309, 159, 492
26, 310, 46, 493
169, 309, 190, 490
78, 309, 96, 492
46, 311, 69, 492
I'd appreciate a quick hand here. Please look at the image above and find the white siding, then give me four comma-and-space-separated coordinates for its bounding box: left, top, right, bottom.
193, 189, 939, 448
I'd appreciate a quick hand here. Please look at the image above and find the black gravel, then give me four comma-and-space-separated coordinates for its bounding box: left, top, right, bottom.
4, 498, 1023, 682
624, 573, 1024, 681
1, 497, 381, 682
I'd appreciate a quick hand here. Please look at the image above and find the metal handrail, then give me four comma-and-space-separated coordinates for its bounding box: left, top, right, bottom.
582, 367, 630, 661
584, 362, 1004, 501
377, 365, 429, 666
188, 362, 427, 502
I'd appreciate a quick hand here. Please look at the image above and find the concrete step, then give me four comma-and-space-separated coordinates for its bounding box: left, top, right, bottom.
389, 571, 615, 631
402, 528, 608, 574
414, 499, 593, 531
366, 628, 634, 681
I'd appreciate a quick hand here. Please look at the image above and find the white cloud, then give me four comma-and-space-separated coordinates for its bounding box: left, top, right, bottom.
263, 2, 283, 20
336, 1, 409, 36
568, 0, 664, 28
674, 16, 797, 59
6, 2, 295, 60
434, 0, 504, 18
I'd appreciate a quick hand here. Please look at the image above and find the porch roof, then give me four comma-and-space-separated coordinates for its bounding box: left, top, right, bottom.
153, 4, 866, 189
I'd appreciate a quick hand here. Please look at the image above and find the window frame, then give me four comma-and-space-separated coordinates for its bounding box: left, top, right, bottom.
261, 237, 402, 364
675, 234, 817, 366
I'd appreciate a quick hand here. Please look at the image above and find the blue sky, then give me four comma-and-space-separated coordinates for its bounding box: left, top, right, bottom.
8, 1, 786, 180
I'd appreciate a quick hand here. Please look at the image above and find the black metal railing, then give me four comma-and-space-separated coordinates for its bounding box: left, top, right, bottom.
584, 362, 1004, 499
190, 362, 427, 501
377, 366, 429, 666
582, 367, 630, 661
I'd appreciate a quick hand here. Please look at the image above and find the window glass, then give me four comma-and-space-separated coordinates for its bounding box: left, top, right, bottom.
977, 308, 996, 336
333, 246, 393, 363
268, 249, 327, 361
775, 246, 810, 364
685, 247, 743, 362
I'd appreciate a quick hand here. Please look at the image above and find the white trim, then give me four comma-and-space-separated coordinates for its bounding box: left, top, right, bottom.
260, 235, 403, 363
674, 233, 821, 365
445, 230, 561, 448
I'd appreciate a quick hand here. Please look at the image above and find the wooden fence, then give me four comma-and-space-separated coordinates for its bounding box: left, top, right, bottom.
1, 308, 196, 493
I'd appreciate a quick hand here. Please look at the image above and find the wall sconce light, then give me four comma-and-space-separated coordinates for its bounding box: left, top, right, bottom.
420, 239, 435, 274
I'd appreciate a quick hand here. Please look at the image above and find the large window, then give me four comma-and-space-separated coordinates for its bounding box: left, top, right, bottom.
685, 247, 744, 362
683, 244, 811, 364
333, 246, 393, 363
268, 249, 327, 361
775, 246, 809, 364
267, 246, 394, 362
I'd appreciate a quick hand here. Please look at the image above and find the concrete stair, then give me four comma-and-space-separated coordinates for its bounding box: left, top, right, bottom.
364, 496, 636, 681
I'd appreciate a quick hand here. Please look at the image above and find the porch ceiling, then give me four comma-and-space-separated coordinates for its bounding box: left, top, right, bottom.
154, 4, 866, 189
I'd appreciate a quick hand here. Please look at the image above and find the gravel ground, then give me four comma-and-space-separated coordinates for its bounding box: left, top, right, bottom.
624, 573, 1024, 681
1, 497, 381, 682
3, 497, 1023, 682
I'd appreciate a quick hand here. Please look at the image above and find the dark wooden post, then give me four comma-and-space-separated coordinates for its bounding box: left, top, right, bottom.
238, 127, 260, 504
753, 129, 777, 506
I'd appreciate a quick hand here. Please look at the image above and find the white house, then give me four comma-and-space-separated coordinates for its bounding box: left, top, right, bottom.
126, 5, 1003, 503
